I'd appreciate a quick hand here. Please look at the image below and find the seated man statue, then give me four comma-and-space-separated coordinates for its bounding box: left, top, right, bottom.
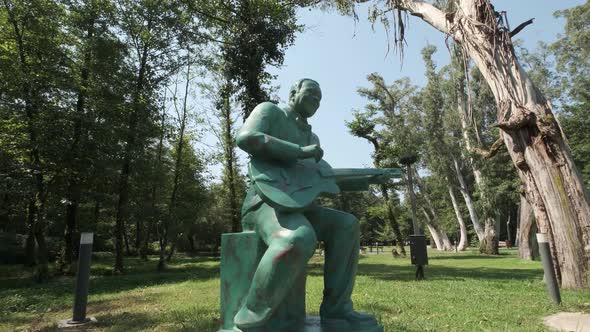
234, 78, 392, 332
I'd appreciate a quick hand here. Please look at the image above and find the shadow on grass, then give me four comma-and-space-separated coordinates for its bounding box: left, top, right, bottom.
307, 263, 542, 282
427, 253, 513, 260
0, 256, 221, 320
9, 290, 220, 332
1, 256, 220, 288
34, 312, 162, 332
1, 263, 219, 296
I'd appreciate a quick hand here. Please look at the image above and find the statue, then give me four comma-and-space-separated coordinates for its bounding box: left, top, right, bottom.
230, 79, 399, 332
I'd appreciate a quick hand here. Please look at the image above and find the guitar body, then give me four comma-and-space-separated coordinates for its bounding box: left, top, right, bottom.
249, 158, 340, 212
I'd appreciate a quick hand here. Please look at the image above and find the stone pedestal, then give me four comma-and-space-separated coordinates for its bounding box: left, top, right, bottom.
218, 232, 307, 332
218, 232, 383, 332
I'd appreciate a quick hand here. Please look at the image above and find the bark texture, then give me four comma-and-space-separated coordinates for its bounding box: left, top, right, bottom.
454, 56, 498, 255
517, 195, 538, 260
448, 186, 468, 250
452, 156, 484, 241
415, 171, 453, 251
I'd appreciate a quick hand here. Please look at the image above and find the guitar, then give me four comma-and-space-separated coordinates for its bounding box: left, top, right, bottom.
249, 158, 402, 211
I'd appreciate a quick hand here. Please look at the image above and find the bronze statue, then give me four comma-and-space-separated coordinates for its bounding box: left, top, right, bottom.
231, 79, 398, 332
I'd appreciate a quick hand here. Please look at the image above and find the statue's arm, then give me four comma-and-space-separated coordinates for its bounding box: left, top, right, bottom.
236, 102, 302, 162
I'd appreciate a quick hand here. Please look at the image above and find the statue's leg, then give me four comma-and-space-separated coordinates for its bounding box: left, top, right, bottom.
306, 207, 379, 328
234, 204, 317, 329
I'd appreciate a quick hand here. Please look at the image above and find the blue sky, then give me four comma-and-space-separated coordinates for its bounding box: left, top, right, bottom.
263, 0, 585, 171
201, 0, 585, 178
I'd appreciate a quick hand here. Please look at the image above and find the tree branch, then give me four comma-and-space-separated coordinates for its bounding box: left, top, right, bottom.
509, 18, 534, 38
473, 137, 504, 159
355, 0, 451, 35
492, 107, 535, 131
397, 0, 452, 35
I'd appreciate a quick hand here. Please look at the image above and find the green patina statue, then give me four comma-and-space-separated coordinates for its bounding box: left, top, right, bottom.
229, 79, 400, 332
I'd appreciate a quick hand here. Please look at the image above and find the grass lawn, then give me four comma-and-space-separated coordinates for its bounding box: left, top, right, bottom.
1, 248, 589, 332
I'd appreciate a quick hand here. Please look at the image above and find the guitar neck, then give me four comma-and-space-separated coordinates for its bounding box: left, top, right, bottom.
320, 167, 402, 178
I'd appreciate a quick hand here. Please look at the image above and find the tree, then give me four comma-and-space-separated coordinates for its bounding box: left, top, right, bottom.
347, 91, 406, 255
1, 0, 72, 280
55, 0, 125, 274
551, 2, 590, 188
212, 0, 305, 120
111, 0, 193, 273
342, 0, 590, 289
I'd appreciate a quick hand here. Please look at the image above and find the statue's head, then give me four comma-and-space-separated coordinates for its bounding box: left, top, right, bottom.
288, 78, 321, 119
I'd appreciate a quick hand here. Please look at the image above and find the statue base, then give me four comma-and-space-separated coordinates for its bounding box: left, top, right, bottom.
218, 232, 383, 332
219, 316, 383, 332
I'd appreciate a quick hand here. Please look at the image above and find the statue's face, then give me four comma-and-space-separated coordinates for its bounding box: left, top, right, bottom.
290, 80, 322, 118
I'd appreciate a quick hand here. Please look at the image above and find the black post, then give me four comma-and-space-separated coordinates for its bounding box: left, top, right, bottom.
70, 232, 94, 323
400, 155, 427, 280
536, 233, 561, 305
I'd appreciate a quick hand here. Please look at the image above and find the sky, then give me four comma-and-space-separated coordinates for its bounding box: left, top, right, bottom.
204, 0, 585, 178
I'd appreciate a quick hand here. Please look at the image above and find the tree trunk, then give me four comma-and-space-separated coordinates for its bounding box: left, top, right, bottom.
60, 18, 95, 274
480, 217, 499, 255
455, 2, 589, 287
60, 190, 79, 274
145, 96, 167, 261
448, 186, 468, 250
113, 43, 149, 274
414, 169, 453, 251
187, 234, 195, 253
161, 51, 191, 270
422, 208, 452, 251
4, 0, 48, 279
422, 209, 443, 250
25, 198, 36, 267
517, 195, 538, 260
33, 208, 49, 282
123, 227, 131, 255
157, 233, 167, 271
166, 237, 177, 262
220, 84, 241, 233
136, 219, 141, 256
393, 0, 590, 287
453, 51, 499, 255
355, 128, 407, 256
452, 156, 485, 241
381, 185, 406, 256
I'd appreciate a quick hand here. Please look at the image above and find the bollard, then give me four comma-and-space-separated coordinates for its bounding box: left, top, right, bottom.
536, 233, 561, 305
409, 235, 428, 280
58, 232, 97, 328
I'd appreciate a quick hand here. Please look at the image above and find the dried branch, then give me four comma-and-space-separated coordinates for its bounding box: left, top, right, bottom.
509, 18, 534, 38
473, 137, 504, 159
492, 109, 535, 131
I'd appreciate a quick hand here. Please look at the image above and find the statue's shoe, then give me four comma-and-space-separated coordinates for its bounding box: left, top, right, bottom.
233, 306, 272, 329
321, 311, 383, 332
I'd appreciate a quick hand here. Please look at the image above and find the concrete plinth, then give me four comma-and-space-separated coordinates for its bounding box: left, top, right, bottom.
218, 232, 383, 332
544, 312, 590, 332
218, 232, 307, 332
57, 317, 97, 329
224, 316, 384, 332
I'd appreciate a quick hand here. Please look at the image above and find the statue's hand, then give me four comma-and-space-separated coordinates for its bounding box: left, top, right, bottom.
299, 144, 324, 162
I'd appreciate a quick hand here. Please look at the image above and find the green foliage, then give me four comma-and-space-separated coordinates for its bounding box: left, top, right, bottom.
550, 2, 590, 187
1, 0, 285, 272
211, 0, 304, 119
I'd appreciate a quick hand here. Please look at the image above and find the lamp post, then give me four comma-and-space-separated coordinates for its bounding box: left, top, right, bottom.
58, 232, 97, 328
